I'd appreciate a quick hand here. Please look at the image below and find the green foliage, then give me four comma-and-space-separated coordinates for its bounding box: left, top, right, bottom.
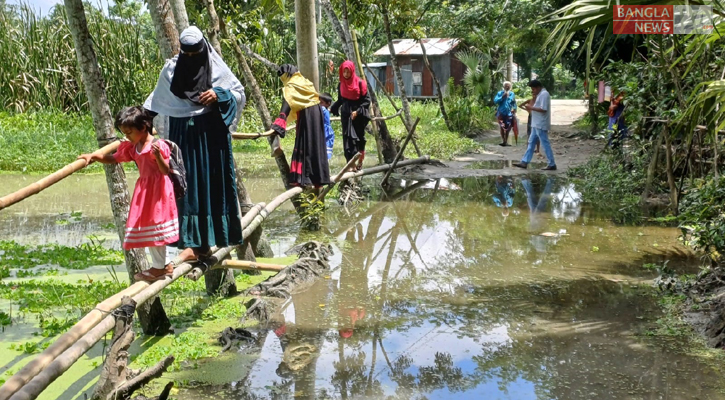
8, 341, 49, 354
443, 78, 494, 136
0, 279, 126, 314
0, 111, 107, 172
38, 316, 76, 337
678, 176, 725, 261
0, 238, 123, 271
568, 151, 649, 224
0, 2, 161, 113
133, 331, 218, 372
0, 311, 11, 330
299, 192, 325, 231
456, 49, 491, 102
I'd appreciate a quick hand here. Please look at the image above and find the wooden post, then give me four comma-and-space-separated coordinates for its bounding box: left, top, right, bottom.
381, 118, 421, 186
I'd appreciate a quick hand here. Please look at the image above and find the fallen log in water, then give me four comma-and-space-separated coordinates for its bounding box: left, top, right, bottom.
244, 241, 333, 324
0, 140, 121, 211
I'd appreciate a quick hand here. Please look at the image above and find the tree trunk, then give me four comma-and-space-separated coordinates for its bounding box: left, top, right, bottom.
664, 126, 678, 212
381, 5, 413, 130
64, 0, 170, 334
588, 90, 598, 137
169, 0, 188, 32
295, 0, 320, 89
419, 40, 452, 131
200, 0, 222, 55
642, 128, 664, 205
506, 49, 513, 82
319, 0, 396, 163
340, 0, 354, 62
222, 24, 294, 190
91, 297, 174, 400
319, 0, 352, 60
146, 0, 178, 59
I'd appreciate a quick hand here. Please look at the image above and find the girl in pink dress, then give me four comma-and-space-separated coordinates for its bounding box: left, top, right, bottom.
79, 106, 179, 282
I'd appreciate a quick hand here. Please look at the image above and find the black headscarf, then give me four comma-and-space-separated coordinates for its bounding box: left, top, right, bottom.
277, 64, 299, 77
170, 39, 213, 104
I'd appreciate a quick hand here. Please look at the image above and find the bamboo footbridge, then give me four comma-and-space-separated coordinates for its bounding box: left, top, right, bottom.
0, 115, 430, 400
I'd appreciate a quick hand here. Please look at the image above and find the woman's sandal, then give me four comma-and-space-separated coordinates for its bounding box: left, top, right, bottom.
134, 264, 173, 283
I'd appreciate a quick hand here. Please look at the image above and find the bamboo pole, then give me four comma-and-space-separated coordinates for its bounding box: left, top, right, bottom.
217, 259, 287, 272
316, 153, 361, 202
231, 112, 401, 141
9, 261, 195, 400
381, 118, 421, 186
0, 140, 121, 211
0, 279, 145, 400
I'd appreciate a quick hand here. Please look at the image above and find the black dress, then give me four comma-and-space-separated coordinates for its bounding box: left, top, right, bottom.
272, 99, 331, 187
330, 83, 371, 162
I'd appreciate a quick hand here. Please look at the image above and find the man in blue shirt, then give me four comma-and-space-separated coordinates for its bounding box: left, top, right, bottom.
494, 81, 517, 146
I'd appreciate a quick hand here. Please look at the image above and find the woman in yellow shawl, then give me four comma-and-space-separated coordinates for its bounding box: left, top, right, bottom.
271, 64, 331, 187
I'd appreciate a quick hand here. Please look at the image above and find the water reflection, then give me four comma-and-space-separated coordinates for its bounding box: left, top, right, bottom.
180, 176, 716, 399
2, 172, 717, 399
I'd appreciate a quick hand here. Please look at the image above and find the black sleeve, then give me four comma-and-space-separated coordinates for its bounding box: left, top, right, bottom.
330, 84, 342, 116
357, 84, 371, 114
271, 98, 292, 138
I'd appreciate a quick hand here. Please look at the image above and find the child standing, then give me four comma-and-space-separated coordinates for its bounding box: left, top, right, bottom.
319, 92, 335, 160
78, 106, 179, 282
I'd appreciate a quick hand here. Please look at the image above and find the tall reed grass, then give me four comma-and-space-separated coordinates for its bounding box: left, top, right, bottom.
0, 2, 162, 113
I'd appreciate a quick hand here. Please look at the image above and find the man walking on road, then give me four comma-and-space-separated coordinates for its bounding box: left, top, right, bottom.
514, 80, 557, 171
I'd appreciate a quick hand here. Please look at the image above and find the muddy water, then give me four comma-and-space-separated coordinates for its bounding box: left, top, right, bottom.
179, 175, 722, 400
1, 171, 724, 399
0, 170, 290, 248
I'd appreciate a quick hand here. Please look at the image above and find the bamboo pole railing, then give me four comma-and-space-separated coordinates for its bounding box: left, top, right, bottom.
218, 259, 287, 272
231, 110, 402, 141
0, 155, 432, 400
0, 140, 121, 211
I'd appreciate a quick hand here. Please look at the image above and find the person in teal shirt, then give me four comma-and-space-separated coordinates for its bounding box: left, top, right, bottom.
494, 81, 517, 146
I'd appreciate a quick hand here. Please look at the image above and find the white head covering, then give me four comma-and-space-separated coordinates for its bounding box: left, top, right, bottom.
144, 26, 246, 118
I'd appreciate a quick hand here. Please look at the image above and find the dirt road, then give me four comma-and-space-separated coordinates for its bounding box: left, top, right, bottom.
405, 99, 601, 179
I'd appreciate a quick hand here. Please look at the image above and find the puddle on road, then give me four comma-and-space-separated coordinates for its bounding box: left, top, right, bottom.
1, 171, 722, 399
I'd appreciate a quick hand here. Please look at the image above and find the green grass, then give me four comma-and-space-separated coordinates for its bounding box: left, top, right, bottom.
0, 100, 486, 173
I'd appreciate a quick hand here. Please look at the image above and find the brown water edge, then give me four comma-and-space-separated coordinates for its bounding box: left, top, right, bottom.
1, 170, 723, 399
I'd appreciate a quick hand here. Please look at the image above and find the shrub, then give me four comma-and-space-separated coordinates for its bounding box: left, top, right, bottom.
678, 177, 725, 261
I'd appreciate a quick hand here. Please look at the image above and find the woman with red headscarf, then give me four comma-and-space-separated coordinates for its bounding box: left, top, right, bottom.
330, 60, 371, 170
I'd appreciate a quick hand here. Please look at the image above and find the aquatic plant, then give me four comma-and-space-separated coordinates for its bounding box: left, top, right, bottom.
132, 331, 218, 372
0, 239, 123, 271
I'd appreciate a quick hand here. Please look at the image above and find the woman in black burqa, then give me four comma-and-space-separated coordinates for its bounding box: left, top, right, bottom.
270, 64, 331, 188
330, 60, 371, 170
